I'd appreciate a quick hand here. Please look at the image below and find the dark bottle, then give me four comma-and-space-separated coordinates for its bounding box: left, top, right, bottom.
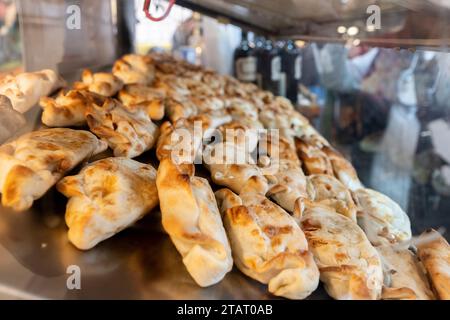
257, 39, 282, 95
233, 31, 257, 84
254, 36, 265, 87
281, 40, 302, 104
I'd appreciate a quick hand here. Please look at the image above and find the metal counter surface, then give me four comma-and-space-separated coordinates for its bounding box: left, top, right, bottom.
0, 189, 330, 300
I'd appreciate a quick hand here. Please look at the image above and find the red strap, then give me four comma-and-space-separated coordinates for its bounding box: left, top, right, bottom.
143, 0, 176, 22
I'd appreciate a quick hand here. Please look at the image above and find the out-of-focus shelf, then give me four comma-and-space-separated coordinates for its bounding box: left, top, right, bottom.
175, 0, 450, 49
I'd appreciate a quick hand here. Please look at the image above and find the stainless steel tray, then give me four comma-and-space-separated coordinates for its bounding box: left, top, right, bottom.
0, 177, 330, 300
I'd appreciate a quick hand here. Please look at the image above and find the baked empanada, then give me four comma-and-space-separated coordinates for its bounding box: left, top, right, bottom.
73, 69, 123, 97
204, 142, 265, 194
266, 162, 310, 213
0, 69, 65, 113
85, 98, 159, 158
352, 188, 412, 246
259, 132, 300, 166
156, 158, 233, 287
113, 54, 155, 85
295, 138, 334, 176
322, 146, 363, 191
215, 177, 319, 300
225, 77, 260, 100
224, 98, 259, 122
295, 123, 329, 148
154, 73, 191, 98
417, 229, 450, 300
307, 174, 357, 221
258, 133, 310, 213
156, 114, 231, 163
156, 120, 202, 164
57, 157, 158, 250
258, 100, 328, 146
192, 95, 225, 113
0, 128, 107, 211
40, 90, 103, 127
377, 245, 434, 300
299, 203, 383, 300
118, 84, 165, 120
258, 107, 306, 135
164, 97, 197, 123
217, 121, 260, 153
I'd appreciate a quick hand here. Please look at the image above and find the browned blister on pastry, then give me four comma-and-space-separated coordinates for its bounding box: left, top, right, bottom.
153, 73, 191, 98
156, 158, 233, 287
322, 146, 363, 191
57, 157, 158, 250
164, 97, 198, 123
377, 245, 435, 300
0, 128, 107, 211
307, 174, 357, 221
113, 54, 155, 85
40, 90, 103, 127
260, 133, 310, 213
73, 69, 124, 97
215, 177, 319, 300
0, 69, 65, 113
295, 138, 333, 176
218, 121, 260, 154
352, 188, 412, 246
157, 114, 231, 163
417, 229, 450, 300
205, 140, 266, 195
85, 98, 159, 158
299, 203, 383, 300
118, 84, 165, 121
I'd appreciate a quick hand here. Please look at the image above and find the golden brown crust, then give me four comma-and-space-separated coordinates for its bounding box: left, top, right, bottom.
0, 69, 65, 113
156, 114, 231, 163
417, 229, 450, 300
0, 128, 107, 211
112, 54, 155, 85
215, 179, 319, 300
85, 98, 159, 158
322, 146, 363, 191
118, 84, 165, 120
73, 69, 124, 97
300, 204, 383, 300
57, 157, 158, 250
307, 174, 357, 221
377, 245, 435, 300
217, 121, 259, 152
295, 138, 334, 176
156, 158, 233, 287
164, 97, 197, 122
381, 287, 418, 300
40, 89, 101, 127
352, 188, 412, 246
207, 151, 265, 194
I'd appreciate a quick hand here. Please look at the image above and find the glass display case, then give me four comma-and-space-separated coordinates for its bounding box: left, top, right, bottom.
0, 0, 449, 300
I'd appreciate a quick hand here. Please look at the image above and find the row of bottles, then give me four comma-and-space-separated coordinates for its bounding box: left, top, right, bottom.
233, 32, 302, 103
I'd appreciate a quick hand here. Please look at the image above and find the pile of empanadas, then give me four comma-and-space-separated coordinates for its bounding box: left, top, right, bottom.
0, 52, 448, 300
